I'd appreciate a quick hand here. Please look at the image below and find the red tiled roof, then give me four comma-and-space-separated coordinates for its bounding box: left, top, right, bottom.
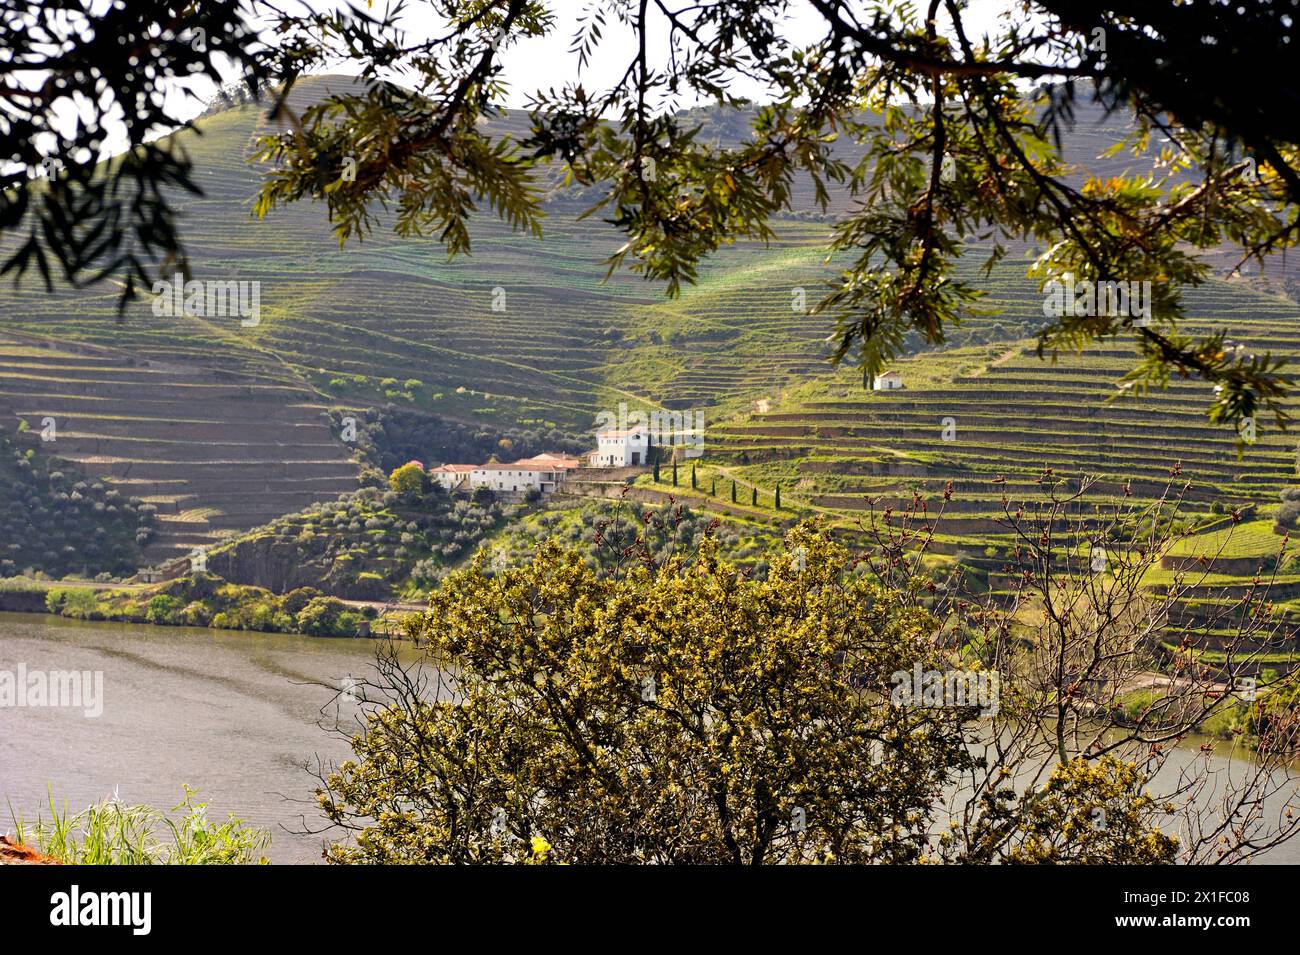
514, 454, 580, 469
432, 453, 579, 473
476, 460, 563, 471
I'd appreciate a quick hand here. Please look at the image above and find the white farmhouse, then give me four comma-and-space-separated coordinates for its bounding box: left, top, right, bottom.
470, 463, 539, 493
871, 370, 903, 391
429, 454, 581, 495
428, 463, 476, 491
588, 427, 650, 468
516, 452, 582, 478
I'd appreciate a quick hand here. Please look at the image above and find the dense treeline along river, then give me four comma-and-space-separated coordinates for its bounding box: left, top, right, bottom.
2, 613, 1298, 864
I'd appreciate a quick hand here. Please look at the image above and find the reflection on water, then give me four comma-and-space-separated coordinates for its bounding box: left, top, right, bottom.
3, 612, 1298, 864
0, 613, 382, 864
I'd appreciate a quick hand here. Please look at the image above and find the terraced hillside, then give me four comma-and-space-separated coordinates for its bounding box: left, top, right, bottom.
709, 275, 1300, 535
0, 332, 357, 565
1, 75, 1297, 582
0, 78, 857, 433
0, 77, 1185, 436
0, 77, 871, 577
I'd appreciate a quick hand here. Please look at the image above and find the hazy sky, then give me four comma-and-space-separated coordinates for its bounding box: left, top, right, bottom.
32, 1, 1022, 164
488, 0, 1017, 108
309, 0, 1019, 108
187, 0, 1020, 116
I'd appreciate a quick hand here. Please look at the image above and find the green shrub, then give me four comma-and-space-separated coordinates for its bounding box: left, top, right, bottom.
145, 593, 181, 624
49, 587, 100, 619
296, 595, 359, 637
1277, 499, 1300, 532
1115, 689, 1165, 722
249, 602, 281, 631
181, 600, 212, 627
44, 587, 67, 613
388, 462, 426, 496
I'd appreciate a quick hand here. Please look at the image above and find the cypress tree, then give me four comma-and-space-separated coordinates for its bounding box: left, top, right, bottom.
691, 464, 698, 490
653, 458, 660, 482
775, 482, 781, 509
672, 460, 678, 486
751, 486, 757, 507
710, 477, 716, 496
731, 480, 737, 503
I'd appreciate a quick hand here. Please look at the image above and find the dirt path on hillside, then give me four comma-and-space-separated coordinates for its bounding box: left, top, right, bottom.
965, 345, 1023, 377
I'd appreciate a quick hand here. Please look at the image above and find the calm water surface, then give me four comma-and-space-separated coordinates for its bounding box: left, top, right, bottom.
0, 613, 382, 864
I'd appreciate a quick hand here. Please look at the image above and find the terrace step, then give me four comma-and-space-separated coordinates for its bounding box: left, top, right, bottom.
46, 434, 348, 463
0, 334, 360, 575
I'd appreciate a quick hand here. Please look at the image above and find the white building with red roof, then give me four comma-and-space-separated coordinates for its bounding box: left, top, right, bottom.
428, 453, 581, 495
427, 463, 477, 491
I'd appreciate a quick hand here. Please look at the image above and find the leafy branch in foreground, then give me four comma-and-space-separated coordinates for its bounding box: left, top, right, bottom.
0, 0, 273, 309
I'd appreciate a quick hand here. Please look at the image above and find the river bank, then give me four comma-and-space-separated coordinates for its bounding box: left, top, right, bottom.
0, 612, 393, 864
0, 573, 423, 639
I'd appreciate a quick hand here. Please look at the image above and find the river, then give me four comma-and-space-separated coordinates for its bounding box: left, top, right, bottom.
3, 612, 1298, 864
0, 613, 379, 864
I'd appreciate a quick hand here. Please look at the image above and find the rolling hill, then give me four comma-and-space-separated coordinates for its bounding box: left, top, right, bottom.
1, 75, 1297, 581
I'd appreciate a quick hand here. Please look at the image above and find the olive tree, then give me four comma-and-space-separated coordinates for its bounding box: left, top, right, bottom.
314, 510, 1248, 864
